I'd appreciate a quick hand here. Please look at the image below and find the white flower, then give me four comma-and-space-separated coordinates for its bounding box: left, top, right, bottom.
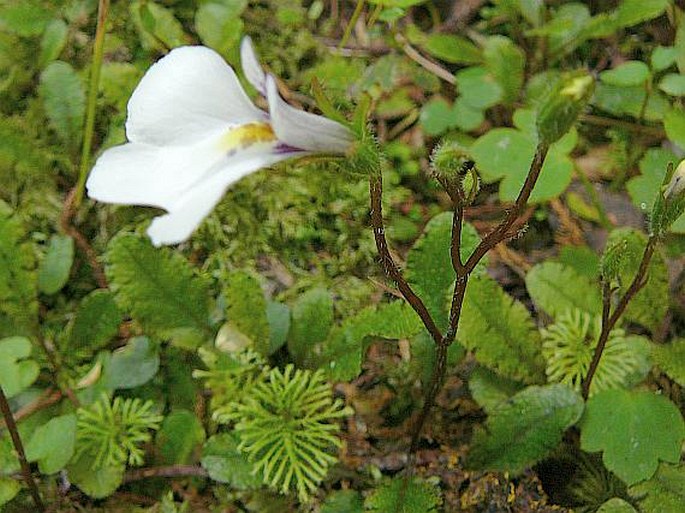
86, 37, 354, 246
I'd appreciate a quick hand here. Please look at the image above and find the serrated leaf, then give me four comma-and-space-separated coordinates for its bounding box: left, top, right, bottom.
25, 414, 76, 474
37, 234, 73, 294
629, 463, 685, 513
0, 2, 52, 36
365, 477, 442, 513
201, 433, 261, 489
323, 300, 423, 381
288, 287, 333, 367
102, 336, 160, 390
0, 202, 37, 338
321, 489, 364, 513
599, 61, 650, 87
106, 234, 210, 336
39, 18, 68, 67
580, 389, 685, 485
468, 366, 524, 413
652, 339, 685, 387
406, 212, 481, 329
483, 36, 525, 105
225, 270, 270, 355
604, 228, 668, 332
195, 2, 244, 55
0, 337, 39, 398
525, 262, 601, 318
612, 0, 669, 28
422, 33, 481, 64
155, 409, 205, 465
458, 274, 545, 383
39, 61, 85, 147
67, 290, 122, 353
467, 384, 584, 473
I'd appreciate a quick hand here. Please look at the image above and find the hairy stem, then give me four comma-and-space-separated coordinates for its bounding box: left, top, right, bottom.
582, 238, 656, 399
74, 0, 110, 208
0, 386, 44, 511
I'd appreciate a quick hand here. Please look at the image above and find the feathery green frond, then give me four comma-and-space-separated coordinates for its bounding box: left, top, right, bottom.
365, 477, 442, 513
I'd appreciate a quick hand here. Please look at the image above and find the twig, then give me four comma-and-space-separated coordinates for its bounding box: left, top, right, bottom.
0, 389, 62, 428
395, 33, 456, 85
580, 114, 665, 138
123, 465, 208, 483
0, 386, 45, 511
582, 238, 656, 398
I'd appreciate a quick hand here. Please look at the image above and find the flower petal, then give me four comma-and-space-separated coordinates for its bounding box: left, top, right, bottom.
146, 152, 293, 246
126, 46, 265, 146
240, 36, 267, 97
265, 74, 353, 154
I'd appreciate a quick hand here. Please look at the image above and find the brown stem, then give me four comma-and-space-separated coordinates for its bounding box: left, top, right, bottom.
369, 173, 443, 344
464, 142, 550, 273
0, 386, 45, 511
582, 238, 656, 399
123, 465, 208, 483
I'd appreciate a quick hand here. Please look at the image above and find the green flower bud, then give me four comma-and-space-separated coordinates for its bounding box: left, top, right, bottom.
430, 142, 474, 180
536, 72, 594, 145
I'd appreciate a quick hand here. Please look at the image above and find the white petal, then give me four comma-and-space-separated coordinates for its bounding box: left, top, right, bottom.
147, 152, 291, 246
240, 36, 266, 97
126, 46, 265, 146
86, 131, 228, 211
265, 75, 353, 154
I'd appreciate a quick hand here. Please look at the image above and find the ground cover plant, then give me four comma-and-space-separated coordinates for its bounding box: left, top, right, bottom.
1, 0, 684, 512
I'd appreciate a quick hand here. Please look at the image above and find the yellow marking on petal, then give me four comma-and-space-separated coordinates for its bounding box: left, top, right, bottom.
218, 122, 277, 155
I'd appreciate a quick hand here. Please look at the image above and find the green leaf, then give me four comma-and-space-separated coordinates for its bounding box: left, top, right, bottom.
67, 290, 122, 354
0, 2, 52, 36
0, 477, 20, 507
652, 338, 685, 387
288, 287, 333, 367
471, 109, 576, 202
39, 18, 68, 67
651, 46, 678, 72
25, 414, 77, 474
468, 366, 524, 413
106, 234, 210, 336
525, 262, 602, 318
580, 389, 685, 485
593, 83, 670, 122
367, 0, 428, 7
423, 33, 481, 64
68, 453, 125, 499
155, 409, 205, 465
612, 0, 669, 28
455, 66, 503, 110
102, 336, 160, 389
225, 270, 270, 355
626, 147, 685, 232
365, 477, 442, 513
483, 36, 525, 105
195, 2, 244, 55
266, 301, 290, 355
658, 74, 685, 96
37, 234, 73, 295
323, 300, 423, 381
419, 97, 455, 136
629, 463, 685, 513
664, 108, 685, 150
131, 0, 187, 50
604, 228, 668, 332
467, 384, 584, 473
596, 498, 638, 513
321, 490, 364, 513
0, 202, 37, 338
452, 98, 485, 131
406, 212, 481, 329
39, 61, 85, 147
458, 274, 545, 383
201, 433, 262, 489
0, 336, 39, 398
599, 61, 650, 86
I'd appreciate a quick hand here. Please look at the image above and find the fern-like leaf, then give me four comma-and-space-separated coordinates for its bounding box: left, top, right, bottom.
233, 365, 351, 502
365, 477, 442, 513
652, 338, 685, 386
105, 233, 211, 336
458, 274, 545, 383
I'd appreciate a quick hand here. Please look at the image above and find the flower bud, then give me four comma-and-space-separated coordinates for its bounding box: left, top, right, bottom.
536, 72, 594, 145
430, 142, 474, 180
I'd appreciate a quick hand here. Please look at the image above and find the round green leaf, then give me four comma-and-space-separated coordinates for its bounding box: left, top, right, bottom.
25, 414, 77, 474
658, 74, 685, 96
664, 108, 685, 150
37, 234, 74, 295
599, 61, 650, 86
201, 433, 261, 489
102, 336, 160, 390
0, 336, 39, 398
